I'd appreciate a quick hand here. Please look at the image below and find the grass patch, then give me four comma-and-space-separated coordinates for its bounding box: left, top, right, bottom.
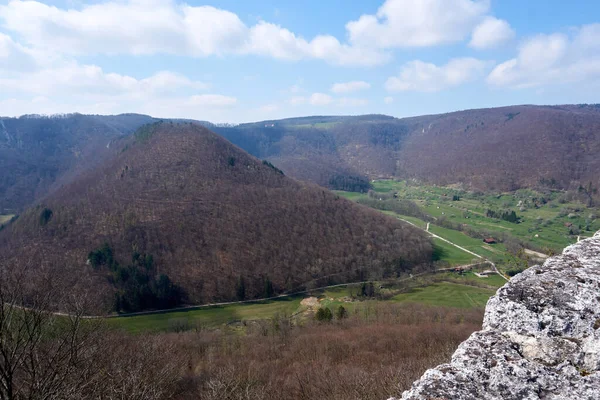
392, 282, 495, 308
109, 296, 303, 334
433, 238, 478, 266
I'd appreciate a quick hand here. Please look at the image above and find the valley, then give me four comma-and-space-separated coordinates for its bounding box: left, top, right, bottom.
0, 116, 598, 400
2, 1, 600, 397
103, 178, 599, 334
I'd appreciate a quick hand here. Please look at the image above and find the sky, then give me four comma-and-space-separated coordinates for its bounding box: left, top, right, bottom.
1, 0, 599, 123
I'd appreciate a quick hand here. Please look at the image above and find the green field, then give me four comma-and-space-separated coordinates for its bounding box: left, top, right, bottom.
110, 273, 503, 333
109, 296, 304, 333
339, 180, 599, 253
433, 238, 477, 265
391, 282, 495, 308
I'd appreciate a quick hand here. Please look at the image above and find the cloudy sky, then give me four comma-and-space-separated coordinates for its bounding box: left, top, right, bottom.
1, 0, 599, 122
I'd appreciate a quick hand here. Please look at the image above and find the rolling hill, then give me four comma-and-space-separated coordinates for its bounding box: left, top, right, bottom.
0, 122, 432, 312
212, 104, 600, 192
3, 104, 599, 214
0, 113, 157, 213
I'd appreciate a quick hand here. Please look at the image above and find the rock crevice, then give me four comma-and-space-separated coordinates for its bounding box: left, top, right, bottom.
398, 231, 600, 400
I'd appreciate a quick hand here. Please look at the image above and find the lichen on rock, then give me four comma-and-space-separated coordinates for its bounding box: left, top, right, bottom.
396, 231, 600, 400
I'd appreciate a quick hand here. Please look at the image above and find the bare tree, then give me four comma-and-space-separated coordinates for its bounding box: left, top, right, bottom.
0, 269, 103, 400
579, 182, 598, 207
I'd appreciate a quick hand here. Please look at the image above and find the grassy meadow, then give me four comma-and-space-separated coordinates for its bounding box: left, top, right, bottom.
110, 270, 504, 334
348, 180, 599, 252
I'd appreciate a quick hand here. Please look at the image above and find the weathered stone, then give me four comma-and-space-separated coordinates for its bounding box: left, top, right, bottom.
395, 231, 600, 400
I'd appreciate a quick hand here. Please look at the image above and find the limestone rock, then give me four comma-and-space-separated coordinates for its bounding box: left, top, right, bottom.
396, 231, 600, 400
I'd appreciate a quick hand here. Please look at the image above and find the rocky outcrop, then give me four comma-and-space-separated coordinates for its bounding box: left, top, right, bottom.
397, 231, 600, 400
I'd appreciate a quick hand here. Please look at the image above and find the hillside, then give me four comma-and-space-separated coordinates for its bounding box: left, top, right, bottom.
0, 122, 432, 313
5, 105, 599, 213
213, 105, 600, 192
0, 113, 156, 212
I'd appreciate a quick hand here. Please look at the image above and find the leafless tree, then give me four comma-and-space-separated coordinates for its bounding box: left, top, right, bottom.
0, 269, 104, 400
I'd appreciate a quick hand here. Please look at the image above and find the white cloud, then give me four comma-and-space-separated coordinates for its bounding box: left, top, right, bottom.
0, 1, 245, 56
488, 24, 600, 88
331, 81, 371, 94
384, 96, 394, 104
346, 0, 490, 48
309, 93, 333, 106
0, 61, 208, 97
470, 17, 515, 49
386, 58, 490, 92
0, 33, 39, 71
0, 49, 235, 119
0, 0, 388, 66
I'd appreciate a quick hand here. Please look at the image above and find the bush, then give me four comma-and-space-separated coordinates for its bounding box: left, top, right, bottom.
315, 307, 333, 322
336, 305, 348, 320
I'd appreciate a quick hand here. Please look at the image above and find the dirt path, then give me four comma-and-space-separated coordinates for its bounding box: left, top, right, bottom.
523, 249, 549, 259
398, 217, 508, 282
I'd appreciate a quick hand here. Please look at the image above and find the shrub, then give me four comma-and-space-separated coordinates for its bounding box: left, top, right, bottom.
315, 307, 333, 322
336, 305, 348, 320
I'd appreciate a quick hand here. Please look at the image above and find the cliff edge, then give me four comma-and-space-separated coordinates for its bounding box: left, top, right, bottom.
397, 231, 600, 400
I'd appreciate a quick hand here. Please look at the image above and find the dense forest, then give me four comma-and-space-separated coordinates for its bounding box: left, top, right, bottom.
0, 113, 156, 212
3, 106, 600, 212
213, 105, 600, 193
0, 122, 432, 312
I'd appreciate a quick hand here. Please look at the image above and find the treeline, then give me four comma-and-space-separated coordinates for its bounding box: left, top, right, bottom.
358, 192, 434, 222
0, 271, 484, 400
88, 244, 185, 313
328, 174, 372, 192
486, 209, 520, 223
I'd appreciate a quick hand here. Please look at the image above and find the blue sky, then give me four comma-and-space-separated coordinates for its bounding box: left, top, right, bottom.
1, 0, 599, 122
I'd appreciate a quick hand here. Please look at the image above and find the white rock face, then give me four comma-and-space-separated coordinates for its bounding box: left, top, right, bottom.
397, 231, 600, 400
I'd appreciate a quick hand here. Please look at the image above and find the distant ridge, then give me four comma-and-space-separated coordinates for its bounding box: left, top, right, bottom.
3, 104, 600, 212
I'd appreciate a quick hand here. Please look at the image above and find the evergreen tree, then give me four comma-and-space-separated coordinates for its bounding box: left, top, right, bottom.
315, 307, 333, 322
264, 277, 274, 298
236, 276, 246, 301
336, 305, 348, 320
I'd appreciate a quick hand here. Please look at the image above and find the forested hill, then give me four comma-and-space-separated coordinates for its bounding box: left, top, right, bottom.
0, 122, 432, 313
212, 105, 600, 192
3, 104, 600, 212
0, 113, 156, 212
